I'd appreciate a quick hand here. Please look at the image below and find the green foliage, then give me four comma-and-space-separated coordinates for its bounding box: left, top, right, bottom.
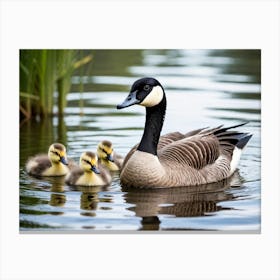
20, 50, 93, 119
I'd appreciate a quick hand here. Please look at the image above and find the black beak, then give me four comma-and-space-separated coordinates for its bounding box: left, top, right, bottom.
91, 165, 100, 174
60, 156, 68, 166
117, 90, 140, 109
106, 154, 114, 162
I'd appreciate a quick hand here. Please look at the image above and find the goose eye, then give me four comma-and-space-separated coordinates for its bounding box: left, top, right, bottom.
143, 85, 150, 91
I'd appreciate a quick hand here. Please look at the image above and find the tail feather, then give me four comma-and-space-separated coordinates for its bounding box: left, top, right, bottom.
195, 122, 252, 152
218, 133, 251, 146
213, 122, 249, 136
212, 123, 251, 149
236, 134, 253, 149
204, 123, 253, 166
198, 122, 249, 137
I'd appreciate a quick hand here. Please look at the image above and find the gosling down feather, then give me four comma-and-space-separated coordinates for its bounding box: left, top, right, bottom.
26, 143, 69, 177
65, 151, 111, 186
117, 77, 252, 188
97, 140, 123, 171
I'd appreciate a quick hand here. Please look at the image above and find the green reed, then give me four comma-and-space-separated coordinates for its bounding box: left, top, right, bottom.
20, 50, 93, 120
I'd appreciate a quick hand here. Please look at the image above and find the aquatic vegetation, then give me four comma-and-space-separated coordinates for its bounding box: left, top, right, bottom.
20, 49, 93, 120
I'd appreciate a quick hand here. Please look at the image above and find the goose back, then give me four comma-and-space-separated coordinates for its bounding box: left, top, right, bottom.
120, 124, 252, 188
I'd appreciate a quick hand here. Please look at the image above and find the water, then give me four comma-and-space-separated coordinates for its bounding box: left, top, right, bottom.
19, 49, 261, 232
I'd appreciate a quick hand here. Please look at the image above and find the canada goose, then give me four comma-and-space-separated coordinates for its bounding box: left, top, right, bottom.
26, 143, 69, 177
117, 77, 252, 188
65, 151, 111, 186
97, 140, 123, 171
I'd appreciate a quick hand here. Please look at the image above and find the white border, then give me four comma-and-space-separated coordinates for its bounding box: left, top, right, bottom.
1, 1, 279, 279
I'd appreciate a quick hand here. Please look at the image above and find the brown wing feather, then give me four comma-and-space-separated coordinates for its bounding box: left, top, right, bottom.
157, 132, 184, 149
122, 129, 207, 169
159, 134, 220, 170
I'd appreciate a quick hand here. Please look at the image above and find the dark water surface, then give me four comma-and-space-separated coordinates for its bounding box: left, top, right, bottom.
20, 50, 261, 231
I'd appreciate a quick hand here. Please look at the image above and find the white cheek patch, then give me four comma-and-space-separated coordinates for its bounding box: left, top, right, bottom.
140, 85, 163, 107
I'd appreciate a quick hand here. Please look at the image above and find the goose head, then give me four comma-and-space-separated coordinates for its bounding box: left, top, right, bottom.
79, 151, 100, 174
48, 143, 68, 165
117, 77, 164, 109
97, 140, 114, 162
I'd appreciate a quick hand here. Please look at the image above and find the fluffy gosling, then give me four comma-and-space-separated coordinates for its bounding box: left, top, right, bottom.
65, 151, 111, 186
26, 143, 69, 177
97, 140, 123, 171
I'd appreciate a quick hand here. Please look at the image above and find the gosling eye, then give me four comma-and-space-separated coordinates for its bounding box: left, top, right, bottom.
83, 159, 92, 165
143, 85, 150, 91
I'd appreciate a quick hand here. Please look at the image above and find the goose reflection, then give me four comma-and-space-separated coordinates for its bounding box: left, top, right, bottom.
49, 186, 66, 207
49, 177, 66, 208
69, 185, 109, 217
122, 172, 243, 230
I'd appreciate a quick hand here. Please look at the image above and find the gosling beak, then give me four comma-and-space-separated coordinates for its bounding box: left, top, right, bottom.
106, 154, 114, 162
91, 165, 100, 174
60, 156, 68, 165
117, 90, 140, 109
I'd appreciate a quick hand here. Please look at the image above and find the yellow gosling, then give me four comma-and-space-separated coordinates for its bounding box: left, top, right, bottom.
26, 143, 69, 177
97, 140, 123, 171
65, 151, 111, 186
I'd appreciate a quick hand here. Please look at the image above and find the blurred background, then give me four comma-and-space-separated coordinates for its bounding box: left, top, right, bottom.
19, 49, 260, 231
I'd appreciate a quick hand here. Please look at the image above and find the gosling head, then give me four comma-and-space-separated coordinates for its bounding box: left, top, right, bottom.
97, 140, 114, 162
79, 151, 100, 174
117, 77, 164, 109
48, 143, 68, 165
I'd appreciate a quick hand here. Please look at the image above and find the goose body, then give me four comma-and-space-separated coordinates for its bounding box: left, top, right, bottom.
97, 140, 123, 171
65, 151, 111, 186
26, 143, 69, 177
117, 77, 252, 188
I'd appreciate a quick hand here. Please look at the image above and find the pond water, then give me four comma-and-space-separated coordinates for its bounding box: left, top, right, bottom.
20, 49, 261, 232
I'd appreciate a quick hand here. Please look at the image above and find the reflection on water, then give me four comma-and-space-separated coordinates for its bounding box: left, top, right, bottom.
49, 181, 66, 208
124, 173, 241, 230
19, 50, 261, 231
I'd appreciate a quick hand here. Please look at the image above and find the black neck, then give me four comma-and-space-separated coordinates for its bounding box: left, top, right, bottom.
137, 95, 166, 155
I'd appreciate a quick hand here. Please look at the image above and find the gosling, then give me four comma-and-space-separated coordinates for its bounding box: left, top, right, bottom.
26, 143, 69, 177
97, 140, 123, 171
65, 151, 111, 186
